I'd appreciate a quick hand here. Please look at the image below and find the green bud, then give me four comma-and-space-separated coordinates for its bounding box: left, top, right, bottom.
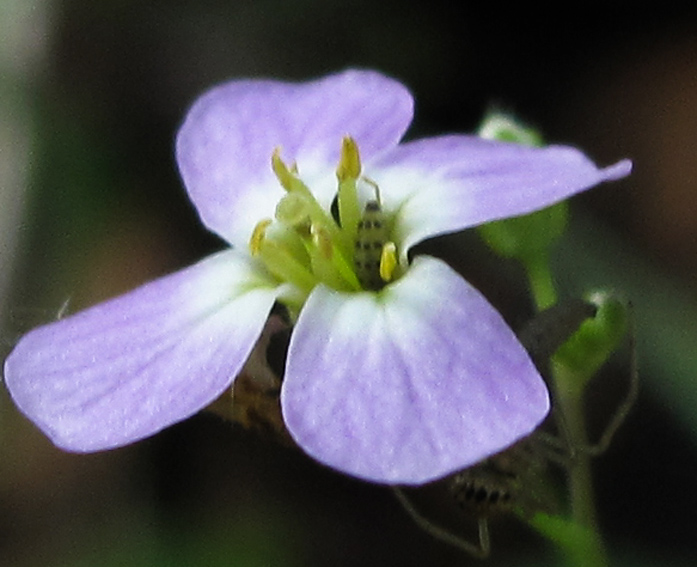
553, 291, 628, 379
477, 110, 564, 261
478, 111, 544, 147
478, 201, 568, 262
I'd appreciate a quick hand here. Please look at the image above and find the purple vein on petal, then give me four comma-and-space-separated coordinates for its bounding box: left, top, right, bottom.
281, 255, 549, 484
4, 249, 280, 452
176, 69, 414, 247
367, 135, 631, 254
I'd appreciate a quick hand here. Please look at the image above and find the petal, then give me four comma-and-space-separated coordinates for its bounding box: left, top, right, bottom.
281, 256, 549, 485
368, 135, 631, 254
176, 69, 414, 246
4, 249, 280, 452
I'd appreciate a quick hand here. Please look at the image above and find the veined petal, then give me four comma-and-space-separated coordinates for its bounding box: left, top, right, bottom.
368, 135, 631, 254
176, 69, 414, 246
281, 255, 549, 485
4, 249, 280, 452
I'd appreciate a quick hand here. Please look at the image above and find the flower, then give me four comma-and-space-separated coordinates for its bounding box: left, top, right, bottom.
3, 69, 631, 485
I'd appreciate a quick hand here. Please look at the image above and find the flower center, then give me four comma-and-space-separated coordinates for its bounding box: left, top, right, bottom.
249, 137, 400, 313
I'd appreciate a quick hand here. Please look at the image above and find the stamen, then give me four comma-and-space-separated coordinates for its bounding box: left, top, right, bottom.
256, 138, 395, 297
336, 136, 361, 181
272, 147, 347, 252
307, 223, 362, 292
249, 217, 316, 295
250, 219, 273, 255
379, 242, 398, 283
311, 224, 333, 259
271, 148, 296, 192
336, 136, 362, 249
258, 241, 317, 294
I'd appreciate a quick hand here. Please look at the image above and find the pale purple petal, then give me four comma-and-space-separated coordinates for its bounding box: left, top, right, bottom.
281, 255, 549, 485
4, 250, 280, 452
367, 135, 632, 254
176, 69, 414, 246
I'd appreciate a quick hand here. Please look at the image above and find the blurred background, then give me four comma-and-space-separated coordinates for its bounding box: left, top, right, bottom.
1, 1, 696, 565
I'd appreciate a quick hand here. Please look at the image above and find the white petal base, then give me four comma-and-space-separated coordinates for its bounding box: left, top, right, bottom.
281, 256, 549, 485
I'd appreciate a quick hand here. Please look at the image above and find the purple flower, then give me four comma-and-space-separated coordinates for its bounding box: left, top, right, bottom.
3, 70, 631, 485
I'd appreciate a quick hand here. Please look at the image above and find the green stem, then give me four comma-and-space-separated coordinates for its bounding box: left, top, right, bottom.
524, 253, 608, 567
551, 363, 609, 567
526, 512, 598, 560
525, 252, 557, 310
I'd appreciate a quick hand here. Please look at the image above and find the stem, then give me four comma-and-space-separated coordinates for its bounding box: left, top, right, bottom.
525, 252, 557, 310
524, 253, 608, 567
551, 363, 609, 567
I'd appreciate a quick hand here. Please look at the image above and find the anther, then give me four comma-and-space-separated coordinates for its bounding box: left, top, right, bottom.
379, 242, 398, 283
250, 219, 273, 255
336, 136, 361, 181
311, 224, 333, 259
271, 148, 296, 192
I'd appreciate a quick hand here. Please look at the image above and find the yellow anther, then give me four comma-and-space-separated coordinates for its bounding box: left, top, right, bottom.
311, 223, 333, 259
336, 136, 362, 181
271, 148, 296, 191
379, 241, 398, 283
249, 218, 273, 255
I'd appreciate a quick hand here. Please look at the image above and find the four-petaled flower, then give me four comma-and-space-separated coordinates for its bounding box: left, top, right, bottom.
3, 70, 631, 485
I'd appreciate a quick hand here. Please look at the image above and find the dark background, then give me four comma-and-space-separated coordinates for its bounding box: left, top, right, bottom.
2, 2, 697, 565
